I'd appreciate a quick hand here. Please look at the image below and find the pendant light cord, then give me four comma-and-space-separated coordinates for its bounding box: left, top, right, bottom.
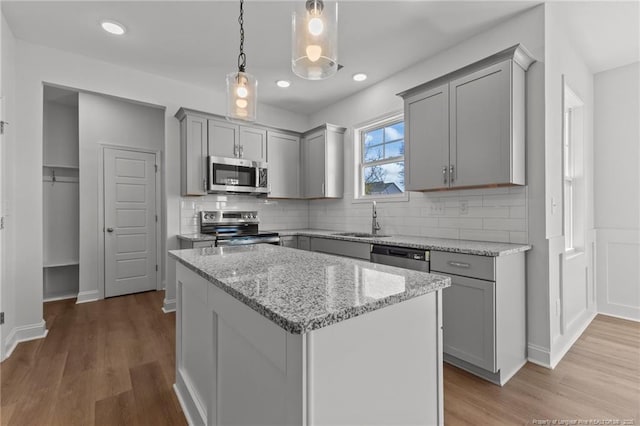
237, 0, 246, 73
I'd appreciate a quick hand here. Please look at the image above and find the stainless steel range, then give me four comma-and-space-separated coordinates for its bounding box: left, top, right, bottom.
200, 211, 279, 247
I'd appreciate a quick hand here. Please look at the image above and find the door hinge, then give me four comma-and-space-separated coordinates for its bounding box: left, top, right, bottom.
156, 265, 158, 271
0, 121, 8, 135
155, 164, 158, 173
155, 215, 158, 223
0, 216, 4, 230
0, 312, 4, 325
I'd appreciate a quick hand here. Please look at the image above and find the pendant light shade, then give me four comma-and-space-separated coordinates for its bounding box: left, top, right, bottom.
292, 0, 338, 80
227, 0, 257, 122
227, 71, 257, 122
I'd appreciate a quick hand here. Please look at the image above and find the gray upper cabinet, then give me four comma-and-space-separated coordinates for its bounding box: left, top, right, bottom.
405, 84, 449, 191
302, 124, 346, 199
208, 118, 266, 162
208, 119, 238, 159
450, 61, 512, 188
176, 107, 345, 199
239, 126, 267, 162
267, 131, 300, 198
399, 44, 535, 191
177, 110, 208, 196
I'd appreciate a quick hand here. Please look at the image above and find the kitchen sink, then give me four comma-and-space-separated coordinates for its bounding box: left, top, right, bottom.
332, 232, 391, 238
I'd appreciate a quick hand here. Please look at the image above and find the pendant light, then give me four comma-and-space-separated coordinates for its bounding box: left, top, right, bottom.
292, 0, 338, 80
226, 0, 257, 122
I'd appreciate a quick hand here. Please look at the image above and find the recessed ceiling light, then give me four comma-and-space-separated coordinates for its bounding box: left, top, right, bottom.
101, 20, 126, 36
353, 73, 367, 82
276, 80, 291, 88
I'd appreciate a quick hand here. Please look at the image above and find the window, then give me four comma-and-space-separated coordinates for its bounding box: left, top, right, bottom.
563, 108, 575, 250
563, 80, 584, 252
356, 115, 405, 199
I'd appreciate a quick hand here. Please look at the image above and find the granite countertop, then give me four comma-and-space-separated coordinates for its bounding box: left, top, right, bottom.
177, 229, 531, 256
281, 229, 529, 256
169, 244, 450, 334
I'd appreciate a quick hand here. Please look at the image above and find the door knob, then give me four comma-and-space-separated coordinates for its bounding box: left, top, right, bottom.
106, 228, 114, 233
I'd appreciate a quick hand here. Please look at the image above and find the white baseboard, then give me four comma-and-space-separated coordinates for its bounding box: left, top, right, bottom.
550, 310, 597, 368
527, 343, 552, 368
44, 293, 78, 303
76, 290, 100, 304
3, 320, 48, 360
597, 312, 640, 323
174, 370, 206, 426
162, 298, 176, 313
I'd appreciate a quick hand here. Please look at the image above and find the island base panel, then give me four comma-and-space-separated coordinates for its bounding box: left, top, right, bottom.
174, 261, 444, 425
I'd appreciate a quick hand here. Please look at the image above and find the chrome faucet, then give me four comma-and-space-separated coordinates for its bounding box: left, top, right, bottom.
372, 201, 382, 235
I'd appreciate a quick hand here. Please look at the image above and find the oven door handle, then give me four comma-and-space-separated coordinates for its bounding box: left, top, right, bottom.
216, 236, 280, 247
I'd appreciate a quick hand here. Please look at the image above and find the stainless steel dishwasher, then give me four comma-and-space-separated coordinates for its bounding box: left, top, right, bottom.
370, 245, 430, 272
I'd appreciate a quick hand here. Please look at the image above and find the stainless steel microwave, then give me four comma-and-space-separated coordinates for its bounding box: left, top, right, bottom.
208, 156, 268, 195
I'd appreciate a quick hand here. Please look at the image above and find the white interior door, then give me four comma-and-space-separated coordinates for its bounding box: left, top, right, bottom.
104, 147, 157, 298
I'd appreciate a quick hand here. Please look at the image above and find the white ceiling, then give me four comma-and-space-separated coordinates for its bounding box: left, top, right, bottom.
2, 1, 540, 114
3, 1, 638, 115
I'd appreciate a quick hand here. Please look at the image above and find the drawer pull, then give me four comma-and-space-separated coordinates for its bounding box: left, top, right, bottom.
448, 261, 470, 268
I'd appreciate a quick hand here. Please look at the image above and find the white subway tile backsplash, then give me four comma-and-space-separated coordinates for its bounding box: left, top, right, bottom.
460, 229, 510, 243
439, 217, 483, 229
178, 186, 529, 244
483, 218, 526, 231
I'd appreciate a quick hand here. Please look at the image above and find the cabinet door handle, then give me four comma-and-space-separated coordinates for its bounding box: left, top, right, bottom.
239, 145, 244, 158
450, 165, 455, 183
106, 227, 114, 233
448, 261, 470, 268
233, 145, 238, 157
443, 166, 448, 184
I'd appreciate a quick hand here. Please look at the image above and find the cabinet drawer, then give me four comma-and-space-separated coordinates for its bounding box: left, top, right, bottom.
310, 238, 371, 260
192, 241, 216, 249
431, 251, 495, 281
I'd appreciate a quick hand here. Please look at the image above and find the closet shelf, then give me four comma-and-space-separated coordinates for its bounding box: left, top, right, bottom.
44, 261, 79, 268
43, 164, 79, 169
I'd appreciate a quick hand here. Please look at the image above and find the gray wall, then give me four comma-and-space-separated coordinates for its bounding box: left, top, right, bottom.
78, 92, 165, 301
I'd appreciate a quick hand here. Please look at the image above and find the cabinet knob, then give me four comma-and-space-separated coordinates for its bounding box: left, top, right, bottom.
106, 228, 114, 233
443, 166, 448, 184
449, 165, 455, 183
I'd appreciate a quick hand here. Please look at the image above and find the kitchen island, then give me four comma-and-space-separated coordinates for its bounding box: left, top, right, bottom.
169, 244, 450, 426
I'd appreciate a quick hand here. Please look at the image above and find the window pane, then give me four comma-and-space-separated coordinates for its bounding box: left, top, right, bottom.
384, 140, 404, 159
384, 122, 404, 141
364, 128, 383, 149
364, 145, 383, 162
363, 162, 405, 195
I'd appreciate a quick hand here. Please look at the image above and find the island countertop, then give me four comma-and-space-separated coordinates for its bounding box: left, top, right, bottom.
169, 244, 450, 334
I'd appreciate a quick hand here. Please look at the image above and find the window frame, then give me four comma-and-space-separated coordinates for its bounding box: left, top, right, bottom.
353, 112, 409, 203
562, 79, 584, 254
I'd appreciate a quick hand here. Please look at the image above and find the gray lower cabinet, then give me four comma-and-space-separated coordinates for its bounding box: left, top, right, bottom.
279, 236, 298, 248
442, 274, 496, 372
180, 240, 216, 249
267, 131, 300, 198
310, 238, 370, 261
297, 236, 311, 251
431, 250, 525, 385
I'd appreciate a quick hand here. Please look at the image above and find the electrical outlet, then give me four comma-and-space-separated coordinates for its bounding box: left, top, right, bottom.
430, 201, 445, 215
460, 200, 469, 215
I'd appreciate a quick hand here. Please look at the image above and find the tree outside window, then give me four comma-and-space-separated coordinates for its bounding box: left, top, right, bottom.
360, 119, 405, 197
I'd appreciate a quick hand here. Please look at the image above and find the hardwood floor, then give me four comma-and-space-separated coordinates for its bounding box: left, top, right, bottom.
0, 291, 186, 426
444, 314, 640, 425
1, 292, 638, 425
